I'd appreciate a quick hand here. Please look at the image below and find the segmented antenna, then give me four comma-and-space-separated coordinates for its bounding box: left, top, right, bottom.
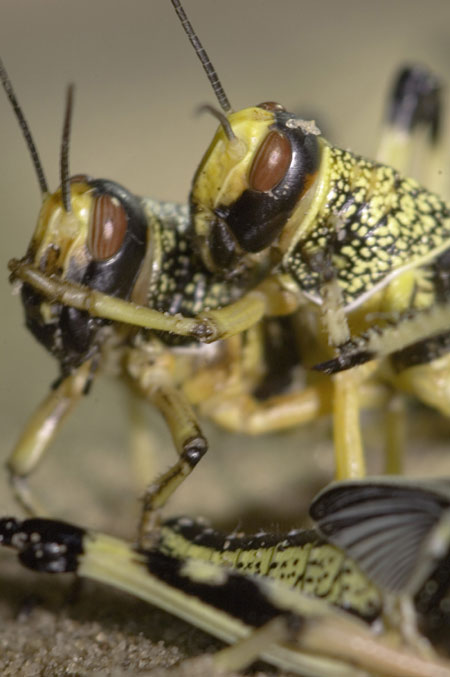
0, 57, 49, 195
170, 0, 232, 114
198, 104, 236, 140
60, 84, 74, 212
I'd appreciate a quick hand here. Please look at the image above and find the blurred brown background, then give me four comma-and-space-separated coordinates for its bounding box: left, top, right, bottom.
0, 1, 450, 671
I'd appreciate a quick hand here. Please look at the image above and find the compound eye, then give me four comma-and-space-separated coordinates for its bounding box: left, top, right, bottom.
249, 130, 292, 192
257, 101, 286, 112
70, 173, 91, 184
87, 193, 127, 260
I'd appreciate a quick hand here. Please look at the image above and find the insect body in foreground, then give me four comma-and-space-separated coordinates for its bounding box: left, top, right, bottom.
4, 0, 450, 539
2, 478, 450, 676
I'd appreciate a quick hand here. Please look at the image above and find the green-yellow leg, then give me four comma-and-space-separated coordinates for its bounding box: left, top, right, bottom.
9, 260, 301, 342
329, 65, 447, 480
375, 71, 449, 464
127, 390, 160, 497
394, 352, 450, 418
332, 369, 366, 480
133, 376, 208, 548
7, 359, 93, 515
376, 72, 450, 442
384, 394, 406, 474
376, 66, 444, 192
204, 381, 334, 434
213, 616, 292, 673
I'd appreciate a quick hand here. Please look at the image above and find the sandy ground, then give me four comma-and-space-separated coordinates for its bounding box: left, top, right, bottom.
1, 0, 450, 674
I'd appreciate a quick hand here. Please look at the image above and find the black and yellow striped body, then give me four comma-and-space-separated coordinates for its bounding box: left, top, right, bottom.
158, 517, 381, 623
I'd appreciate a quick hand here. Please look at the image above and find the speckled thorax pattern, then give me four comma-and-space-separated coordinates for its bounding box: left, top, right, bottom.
142, 199, 252, 324
286, 145, 450, 310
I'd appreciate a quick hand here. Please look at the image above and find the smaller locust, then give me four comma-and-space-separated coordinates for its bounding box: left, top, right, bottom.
2, 478, 450, 676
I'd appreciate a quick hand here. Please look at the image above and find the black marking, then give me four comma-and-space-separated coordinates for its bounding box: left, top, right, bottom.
144, 550, 296, 629
388, 65, 442, 143
164, 517, 324, 554
253, 316, 301, 400
221, 114, 320, 254
313, 324, 450, 374
0, 517, 85, 573
434, 246, 450, 302
183, 437, 208, 467
0, 517, 22, 545
392, 331, 450, 370
209, 217, 237, 268
415, 546, 450, 623
313, 348, 375, 374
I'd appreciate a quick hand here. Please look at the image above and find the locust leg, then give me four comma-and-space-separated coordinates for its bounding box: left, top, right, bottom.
384, 394, 406, 474
332, 362, 405, 478
376, 65, 445, 195
330, 354, 408, 479
127, 390, 160, 497
185, 317, 388, 478
216, 610, 450, 677
3, 516, 450, 677
213, 616, 298, 673
10, 260, 301, 342
313, 252, 375, 479
376, 65, 450, 449
326, 65, 448, 479
6, 359, 93, 516
197, 378, 388, 437
129, 371, 208, 548
202, 382, 333, 433
394, 352, 450, 418
331, 371, 364, 479
186, 351, 389, 484
316, 266, 368, 479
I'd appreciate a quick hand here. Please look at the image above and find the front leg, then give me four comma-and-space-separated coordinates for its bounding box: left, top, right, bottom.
10, 259, 301, 342
7, 359, 94, 516
129, 369, 208, 549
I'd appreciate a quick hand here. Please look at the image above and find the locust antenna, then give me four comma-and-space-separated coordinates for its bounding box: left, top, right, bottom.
170, 0, 232, 114
197, 104, 236, 141
60, 84, 74, 213
0, 58, 49, 195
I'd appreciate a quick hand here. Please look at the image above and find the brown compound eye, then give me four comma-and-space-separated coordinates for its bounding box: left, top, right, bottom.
249, 130, 292, 192
70, 173, 91, 184
87, 193, 127, 260
257, 101, 286, 112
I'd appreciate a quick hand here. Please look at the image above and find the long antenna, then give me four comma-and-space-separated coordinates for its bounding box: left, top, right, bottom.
0, 57, 49, 195
60, 84, 74, 213
170, 0, 232, 114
